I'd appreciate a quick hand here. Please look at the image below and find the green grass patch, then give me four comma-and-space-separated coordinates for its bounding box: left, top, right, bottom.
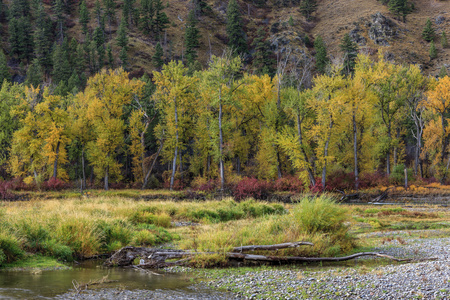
2, 254, 68, 270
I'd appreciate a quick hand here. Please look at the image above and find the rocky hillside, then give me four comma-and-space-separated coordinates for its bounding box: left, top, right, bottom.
2, 0, 450, 80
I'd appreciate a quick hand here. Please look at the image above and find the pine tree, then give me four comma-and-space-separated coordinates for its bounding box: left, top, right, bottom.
0, 50, 10, 84
439, 66, 448, 78
79, 0, 90, 35
388, 0, 411, 22
103, 0, 116, 35
94, 0, 102, 26
122, 0, 133, 27
107, 44, 114, 68
340, 33, 358, 76
9, 17, 34, 61
430, 40, 437, 59
54, 0, 65, 44
153, 0, 169, 39
226, 0, 247, 55
25, 59, 43, 87
300, 0, 317, 21
422, 18, 435, 42
94, 25, 105, 69
116, 18, 129, 50
184, 10, 200, 65
442, 31, 448, 48
119, 47, 128, 69
52, 43, 71, 84
34, 3, 53, 71
140, 0, 154, 35
314, 35, 329, 74
153, 42, 164, 69
251, 26, 276, 76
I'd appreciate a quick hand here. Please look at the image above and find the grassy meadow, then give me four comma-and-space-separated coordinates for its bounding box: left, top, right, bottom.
0, 191, 448, 269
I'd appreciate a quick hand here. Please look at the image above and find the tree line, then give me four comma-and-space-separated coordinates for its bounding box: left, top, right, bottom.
2, 51, 450, 192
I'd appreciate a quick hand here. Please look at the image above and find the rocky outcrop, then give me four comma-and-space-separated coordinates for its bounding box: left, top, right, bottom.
367, 13, 397, 46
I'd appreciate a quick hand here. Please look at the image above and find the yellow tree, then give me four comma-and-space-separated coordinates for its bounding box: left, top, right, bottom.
153, 61, 197, 190
84, 69, 144, 190
423, 76, 450, 181
311, 69, 346, 189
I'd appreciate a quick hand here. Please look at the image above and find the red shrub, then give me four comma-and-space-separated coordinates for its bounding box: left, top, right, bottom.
359, 172, 389, 188
163, 178, 186, 191
109, 182, 126, 189
41, 178, 72, 191
325, 171, 356, 192
273, 175, 304, 193
194, 179, 220, 192
4, 177, 34, 191
233, 177, 273, 200
0, 181, 15, 200
309, 180, 323, 193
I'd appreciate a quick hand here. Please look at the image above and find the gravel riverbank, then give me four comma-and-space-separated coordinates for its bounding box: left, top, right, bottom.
201, 233, 449, 299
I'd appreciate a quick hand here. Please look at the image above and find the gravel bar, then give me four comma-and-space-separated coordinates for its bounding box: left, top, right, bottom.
202, 235, 450, 299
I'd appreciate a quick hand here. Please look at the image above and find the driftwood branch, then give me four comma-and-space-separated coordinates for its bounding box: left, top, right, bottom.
105, 243, 412, 268
232, 241, 313, 252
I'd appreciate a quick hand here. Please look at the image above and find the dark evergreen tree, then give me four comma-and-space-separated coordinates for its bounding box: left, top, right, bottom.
52, 43, 71, 84
0, 50, 10, 83
184, 10, 200, 65
314, 35, 329, 74
116, 18, 129, 49
251, 26, 276, 76
8, 17, 34, 61
75, 44, 86, 74
106, 44, 114, 68
153, 42, 164, 69
8, 0, 30, 19
422, 18, 435, 42
300, 0, 317, 21
67, 70, 81, 93
442, 31, 448, 48
103, 0, 116, 35
226, 0, 246, 55
153, 0, 169, 39
140, 0, 154, 35
122, 0, 133, 27
79, 0, 90, 35
439, 65, 448, 78
94, 0, 102, 26
340, 33, 358, 76
54, 0, 65, 44
430, 40, 437, 59
34, 3, 53, 71
25, 58, 43, 87
388, 0, 411, 22
119, 47, 128, 69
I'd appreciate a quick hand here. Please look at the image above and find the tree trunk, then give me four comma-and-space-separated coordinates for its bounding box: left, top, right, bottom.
82, 148, 86, 190
353, 111, 359, 190
170, 96, 179, 191
387, 120, 391, 176
142, 140, 164, 189
393, 127, 400, 167
104, 166, 109, 190
321, 116, 333, 189
219, 87, 225, 192
296, 113, 315, 186
53, 141, 60, 179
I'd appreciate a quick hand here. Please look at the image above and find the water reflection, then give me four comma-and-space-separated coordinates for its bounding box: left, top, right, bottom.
0, 261, 192, 299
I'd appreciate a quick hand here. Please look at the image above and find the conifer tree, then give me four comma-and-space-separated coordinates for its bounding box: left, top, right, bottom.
52, 43, 71, 84
388, 0, 411, 22
422, 18, 435, 42
251, 26, 275, 76
119, 47, 128, 69
439, 66, 448, 78
107, 44, 114, 68
442, 31, 448, 48
340, 33, 358, 76
94, 0, 102, 26
430, 40, 437, 59
226, 0, 246, 55
94, 25, 105, 69
153, 42, 164, 69
79, 0, 90, 35
9, 17, 34, 61
116, 18, 129, 49
184, 10, 200, 65
300, 0, 317, 21
25, 59, 43, 87
140, 0, 154, 35
153, 0, 169, 39
314, 35, 329, 74
122, 0, 133, 27
0, 50, 10, 84
54, 0, 65, 44
34, 3, 52, 71
103, 0, 116, 35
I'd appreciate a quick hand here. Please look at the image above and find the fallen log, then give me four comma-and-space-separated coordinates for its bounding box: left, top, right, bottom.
105, 244, 412, 268
232, 241, 313, 252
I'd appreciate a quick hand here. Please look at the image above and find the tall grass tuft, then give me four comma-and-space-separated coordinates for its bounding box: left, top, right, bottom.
293, 195, 348, 234
0, 231, 23, 265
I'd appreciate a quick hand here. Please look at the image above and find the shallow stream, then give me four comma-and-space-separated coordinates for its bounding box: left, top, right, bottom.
0, 261, 222, 299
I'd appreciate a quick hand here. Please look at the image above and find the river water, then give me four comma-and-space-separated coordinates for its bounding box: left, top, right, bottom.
0, 261, 226, 299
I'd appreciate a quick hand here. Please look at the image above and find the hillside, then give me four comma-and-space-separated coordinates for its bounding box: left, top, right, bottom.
1, 0, 450, 80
